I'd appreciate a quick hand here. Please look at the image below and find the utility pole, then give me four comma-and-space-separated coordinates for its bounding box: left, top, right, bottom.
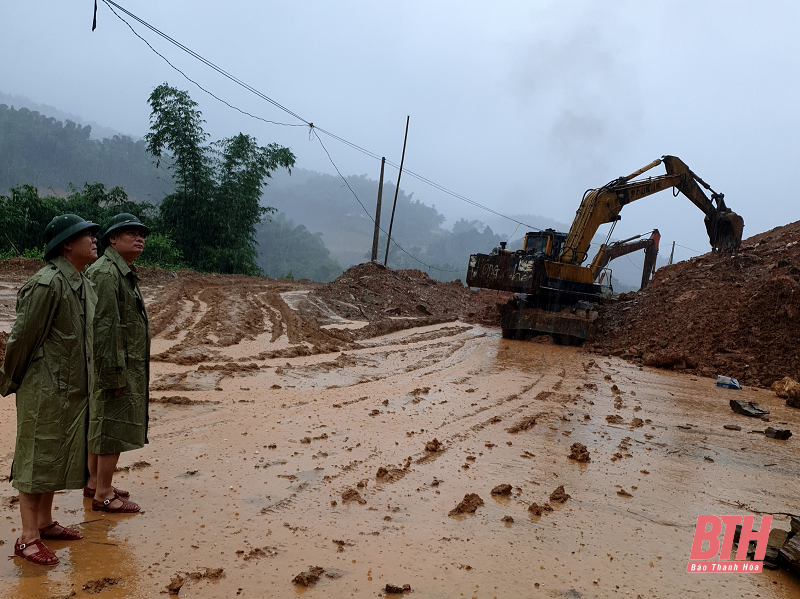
384, 116, 410, 266
370, 157, 386, 262
668, 241, 675, 265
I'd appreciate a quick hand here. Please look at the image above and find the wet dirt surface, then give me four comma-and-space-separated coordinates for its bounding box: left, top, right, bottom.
1, 265, 799, 598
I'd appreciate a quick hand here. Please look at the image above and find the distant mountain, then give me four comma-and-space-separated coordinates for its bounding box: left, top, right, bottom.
0, 91, 127, 140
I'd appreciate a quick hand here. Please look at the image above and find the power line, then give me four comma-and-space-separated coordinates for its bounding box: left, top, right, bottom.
99, 0, 538, 232
313, 130, 463, 274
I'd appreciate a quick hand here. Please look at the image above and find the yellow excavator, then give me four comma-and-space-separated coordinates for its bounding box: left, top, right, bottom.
466, 155, 744, 342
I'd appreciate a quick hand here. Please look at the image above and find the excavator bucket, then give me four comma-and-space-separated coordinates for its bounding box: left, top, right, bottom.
706, 210, 744, 253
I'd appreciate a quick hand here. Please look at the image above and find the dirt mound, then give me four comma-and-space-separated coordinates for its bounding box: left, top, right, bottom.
0, 257, 43, 278
594, 222, 800, 387
549, 485, 570, 503
568, 443, 591, 463
311, 262, 511, 327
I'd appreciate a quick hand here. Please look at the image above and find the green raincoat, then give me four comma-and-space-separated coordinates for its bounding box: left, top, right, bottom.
0, 257, 96, 494
85, 246, 150, 454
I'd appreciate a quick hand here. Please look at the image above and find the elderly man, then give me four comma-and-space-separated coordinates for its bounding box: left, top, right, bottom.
0, 215, 99, 566
83, 213, 150, 513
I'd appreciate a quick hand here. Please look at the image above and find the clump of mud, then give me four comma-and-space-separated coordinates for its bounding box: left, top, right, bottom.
425, 438, 444, 452
491, 484, 513, 496
115, 460, 151, 473
150, 395, 218, 405
166, 568, 224, 595
528, 502, 554, 516
82, 577, 121, 594
293, 566, 326, 587
606, 415, 624, 424
549, 485, 570, 503
341, 488, 366, 505
449, 493, 484, 516
506, 415, 537, 434
568, 443, 591, 463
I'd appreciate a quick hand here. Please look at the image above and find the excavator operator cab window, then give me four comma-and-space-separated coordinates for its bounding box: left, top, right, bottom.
524, 233, 550, 256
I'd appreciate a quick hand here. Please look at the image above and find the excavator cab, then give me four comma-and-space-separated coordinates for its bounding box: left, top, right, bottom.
523, 229, 566, 259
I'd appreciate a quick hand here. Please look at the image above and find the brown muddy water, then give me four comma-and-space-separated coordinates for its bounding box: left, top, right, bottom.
1, 322, 798, 598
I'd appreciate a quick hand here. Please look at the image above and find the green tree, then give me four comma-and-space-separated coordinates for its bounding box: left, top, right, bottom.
145, 84, 295, 275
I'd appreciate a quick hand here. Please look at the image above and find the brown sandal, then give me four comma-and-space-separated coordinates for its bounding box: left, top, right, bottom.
91, 497, 140, 513
39, 521, 83, 541
83, 486, 130, 498
14, 538, 59, 566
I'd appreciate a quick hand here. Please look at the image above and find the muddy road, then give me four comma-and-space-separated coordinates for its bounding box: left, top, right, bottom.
0, 266, 798, 598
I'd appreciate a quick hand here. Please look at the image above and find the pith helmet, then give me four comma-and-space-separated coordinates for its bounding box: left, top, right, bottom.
44, 214, 100, 260
102, 213, 151, 246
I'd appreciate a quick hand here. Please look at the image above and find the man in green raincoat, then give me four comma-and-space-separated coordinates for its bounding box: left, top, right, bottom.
0, 214, 99, 566
84, 213, 150, 514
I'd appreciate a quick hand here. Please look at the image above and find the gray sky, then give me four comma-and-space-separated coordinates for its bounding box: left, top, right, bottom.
3, 1, 799, 263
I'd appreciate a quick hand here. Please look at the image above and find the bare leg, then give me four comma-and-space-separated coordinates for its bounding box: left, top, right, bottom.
17, 491, 58, 563
95, 453, 137, 510
86, 452, 99, 490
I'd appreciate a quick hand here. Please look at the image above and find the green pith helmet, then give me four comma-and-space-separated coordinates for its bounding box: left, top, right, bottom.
102, 213, 151, 246
44, 214, 100, 260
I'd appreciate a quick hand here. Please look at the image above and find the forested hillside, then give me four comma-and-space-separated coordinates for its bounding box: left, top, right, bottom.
0, 104, 169, 201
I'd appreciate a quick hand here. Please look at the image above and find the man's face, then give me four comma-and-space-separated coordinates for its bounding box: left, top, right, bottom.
63, 229, 98, 266
109, 227, 146, 261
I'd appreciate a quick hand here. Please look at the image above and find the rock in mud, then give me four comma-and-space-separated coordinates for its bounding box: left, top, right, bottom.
385, 583, 408, 594
293, 566, 326, 587
730, 399, 770, 417
779, 536, 800, 576
502, 515, 514, 523
341, 488, 367, 505
764, 529, 790, 569
549, 485, 571, 503
425, 438, 443, 452
491, 484, 513, 496
723, 424, 742, 431
528, 502, 553, 516
568, 442, 591, 463
617, 489, 633, 497
449, 493, 484, 516
605, 414, 624, 424
764, 427, 792, 440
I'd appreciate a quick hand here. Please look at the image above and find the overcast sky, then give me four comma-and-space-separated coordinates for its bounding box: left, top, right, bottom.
3, 1, 799, 263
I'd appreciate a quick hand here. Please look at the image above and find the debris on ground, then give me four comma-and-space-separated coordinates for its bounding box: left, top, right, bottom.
528, 502, 553, 516
606, 414, 624, 424
723, 424, 742, 431
549, 485, 570, 503
779, 536, 800, 576
502, 516, 514, 523
292, 566, 326, 587
506, 415, 537, 433
449, 493, 484, 516
617, 489, 633, 497
491, 484, 513, 496
765, 528, 791, 569
425, 438, 444, 452
82, 578, 121, 594
166, 569, 225, 595
341, 488, 367, 505
717, 375, 742, 390
568, 443, 591, 463
764, 427, 793, 440
730, 400, 770, 418
385, 583, 411, 594
774, 377, 800, 408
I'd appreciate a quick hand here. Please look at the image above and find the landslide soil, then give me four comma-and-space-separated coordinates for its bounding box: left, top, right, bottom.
0, 259, 798, 599
594, 221, 800, 387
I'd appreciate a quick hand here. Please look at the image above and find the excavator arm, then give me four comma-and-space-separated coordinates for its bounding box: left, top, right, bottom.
590, 229, 661, 289
559, 156, 743, 265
